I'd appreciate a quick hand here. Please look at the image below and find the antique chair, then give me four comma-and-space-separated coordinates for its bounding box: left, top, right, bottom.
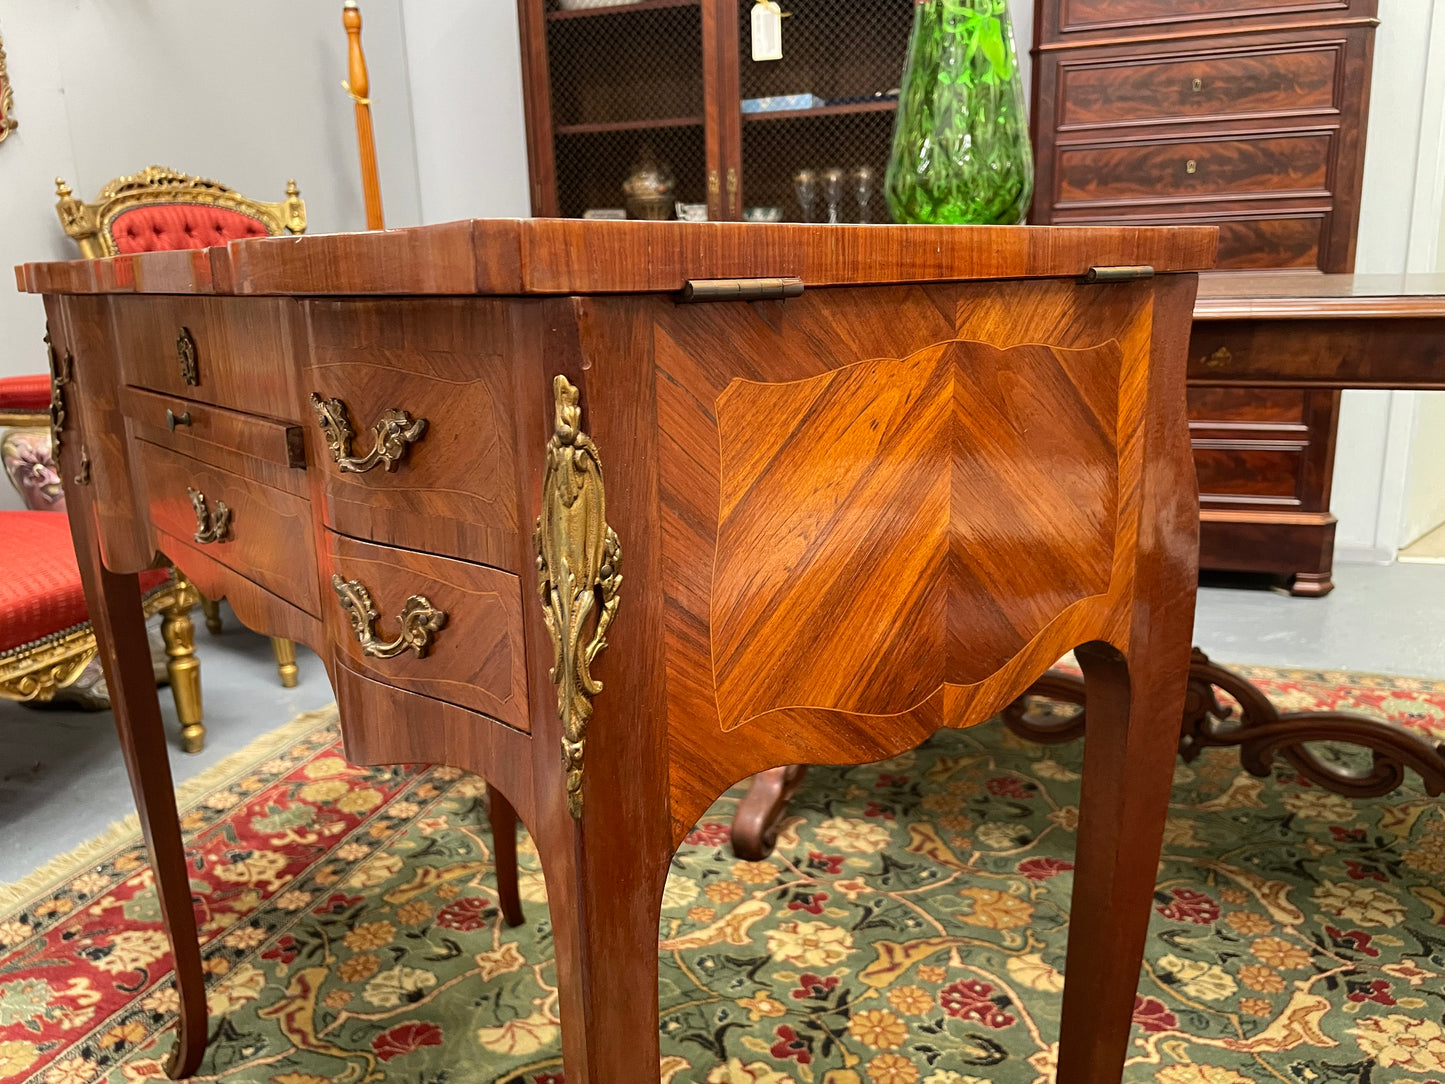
0, 168, 306, 747
1, 339, 205, 743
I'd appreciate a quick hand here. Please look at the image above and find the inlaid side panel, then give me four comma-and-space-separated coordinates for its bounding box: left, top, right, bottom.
632, 278, 1161, 838
710, 339, 1122, 731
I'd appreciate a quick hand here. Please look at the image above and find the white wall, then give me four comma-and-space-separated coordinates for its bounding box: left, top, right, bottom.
402, 1, 531, 222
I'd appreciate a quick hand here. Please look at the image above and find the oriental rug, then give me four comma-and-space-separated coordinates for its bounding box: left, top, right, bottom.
3, 666, 1445, 1084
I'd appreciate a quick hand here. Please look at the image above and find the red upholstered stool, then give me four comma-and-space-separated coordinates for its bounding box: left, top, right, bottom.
0, 511, 205, 744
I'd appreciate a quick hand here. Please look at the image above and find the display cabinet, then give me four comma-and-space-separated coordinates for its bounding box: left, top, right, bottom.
518, 0, 913, 223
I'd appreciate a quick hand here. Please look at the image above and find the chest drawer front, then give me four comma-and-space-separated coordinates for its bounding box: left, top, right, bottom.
305, 299, 521, 571
1056, 132, 1331, 206
325, 531, 530, 731
112, 296, 303, 422
122, 387, 307, 497
135, 439, 320, 615
1193, 444, 1304, 504
1057, 0, 1361, 34
1059, 46, 1339, 128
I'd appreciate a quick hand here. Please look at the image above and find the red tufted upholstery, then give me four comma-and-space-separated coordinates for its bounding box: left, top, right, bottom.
109, 204, 269, 254
0, 374, 52, 413
0, 512, 167, 653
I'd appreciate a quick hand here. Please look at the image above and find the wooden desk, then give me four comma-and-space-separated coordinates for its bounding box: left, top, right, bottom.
19, 220, 1213, 1084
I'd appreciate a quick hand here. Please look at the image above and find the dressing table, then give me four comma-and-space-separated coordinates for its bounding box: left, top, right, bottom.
19, 219, 1214, 1083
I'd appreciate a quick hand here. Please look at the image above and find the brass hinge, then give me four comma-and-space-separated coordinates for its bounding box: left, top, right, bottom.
1079, 265, 1155, 283
681, 277, 804, 303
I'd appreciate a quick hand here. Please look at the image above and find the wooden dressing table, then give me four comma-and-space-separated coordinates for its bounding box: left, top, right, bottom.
19, 219, 1214, 1083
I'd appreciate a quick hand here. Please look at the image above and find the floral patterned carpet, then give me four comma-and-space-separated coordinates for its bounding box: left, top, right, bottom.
4, 666, 1445, 1084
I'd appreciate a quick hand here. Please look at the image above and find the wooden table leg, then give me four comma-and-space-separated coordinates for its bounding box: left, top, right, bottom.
67, 505, 208, 1079
730, 764, 809, 860
1057, 639, 1191, 1083
485, 784, 525, 928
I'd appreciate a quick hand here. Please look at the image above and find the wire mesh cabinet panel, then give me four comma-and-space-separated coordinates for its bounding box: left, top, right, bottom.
720, 0, 913, 223
518, 0, 726, 220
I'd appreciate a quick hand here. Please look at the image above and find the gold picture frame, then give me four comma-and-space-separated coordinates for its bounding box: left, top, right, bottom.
0, 31, 16, 143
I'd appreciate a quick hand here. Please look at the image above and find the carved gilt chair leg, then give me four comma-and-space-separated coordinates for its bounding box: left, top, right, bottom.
486, 784, 525, 928
199, 595, 223, 635
270, 637, 299, 688
161, 578, 205, 754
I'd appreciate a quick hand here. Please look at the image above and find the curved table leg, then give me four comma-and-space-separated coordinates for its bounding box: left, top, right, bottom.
485, 784, 525, 928
69, 512, 208, 1077
730, 765, 809, 860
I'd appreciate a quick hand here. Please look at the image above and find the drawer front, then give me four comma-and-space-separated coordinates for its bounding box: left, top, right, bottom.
135, 439, 320, 614
1189, 386, 1307, 425
1056, 133, 1331, 205
112, 296, 303, 421
1193, 444, 1304, 502
1215, 215, 1324, 269
305, 299, 521, 570
325, 531, 530, 731
1058, 0, 1362, 33
122, 387, 307, 497
1059, 47, 1339, 128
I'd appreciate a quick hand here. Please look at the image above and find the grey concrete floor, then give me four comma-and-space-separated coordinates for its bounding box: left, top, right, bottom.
2, 563, 1443, 885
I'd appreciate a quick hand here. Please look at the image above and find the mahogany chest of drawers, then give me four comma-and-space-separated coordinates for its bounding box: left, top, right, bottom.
1030, 0, 1379, 594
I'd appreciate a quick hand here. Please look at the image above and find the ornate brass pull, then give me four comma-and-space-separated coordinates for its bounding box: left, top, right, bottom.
177, 327, 199, 386
188, 487, 231, 543
309, 394, 428, 473
167, 408, 192, 432
332, 575, 447, 659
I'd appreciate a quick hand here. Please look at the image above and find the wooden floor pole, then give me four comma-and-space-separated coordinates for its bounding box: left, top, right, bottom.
343, 0, 385, 230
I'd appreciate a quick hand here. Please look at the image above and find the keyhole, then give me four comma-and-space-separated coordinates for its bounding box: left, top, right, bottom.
1191, 77, 1203, 92
1186, 159, 1198, 175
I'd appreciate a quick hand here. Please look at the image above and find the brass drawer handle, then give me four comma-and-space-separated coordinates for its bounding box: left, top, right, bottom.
332, 575, 447, 659
188, 487, 231, 543
166, 408, 192, 432
310, 394, 428, 473
177, 327, 199, 386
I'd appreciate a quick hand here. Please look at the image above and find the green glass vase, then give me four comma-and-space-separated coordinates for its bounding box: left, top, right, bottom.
885, 0, 1034, 225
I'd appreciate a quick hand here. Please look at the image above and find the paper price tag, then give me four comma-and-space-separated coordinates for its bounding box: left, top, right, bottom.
751, 1, 783, 62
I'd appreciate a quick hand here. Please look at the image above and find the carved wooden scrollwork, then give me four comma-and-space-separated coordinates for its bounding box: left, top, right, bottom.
332, 575, 447, 659
309, 393, 428, 473
534, 374, 622, 819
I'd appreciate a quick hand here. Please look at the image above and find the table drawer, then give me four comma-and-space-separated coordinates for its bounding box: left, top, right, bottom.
304, 299, 522, 570
1060, 46, 1339, 129
324, 531, 530, 731
122, 387, 307, 497
1056, 132, 1331, 205
135, 439, 320, 615
1189, 386, 1307, 425
112, 295, 304, 422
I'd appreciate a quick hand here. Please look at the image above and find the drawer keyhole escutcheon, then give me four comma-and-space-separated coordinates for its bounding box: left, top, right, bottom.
1191, 77, 1203, 92
332, 576, 447, 659
177, 327, 199, 386
1185, 159, 1198, 174
309, 393, 428, 473
188, 487, 231, 544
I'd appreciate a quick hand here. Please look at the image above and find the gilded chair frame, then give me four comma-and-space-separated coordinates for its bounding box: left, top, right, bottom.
54, 165, 306, 259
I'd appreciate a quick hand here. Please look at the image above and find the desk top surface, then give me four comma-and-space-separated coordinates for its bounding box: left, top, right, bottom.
1195, 272, 1445, 320
17, 218, 1216, 299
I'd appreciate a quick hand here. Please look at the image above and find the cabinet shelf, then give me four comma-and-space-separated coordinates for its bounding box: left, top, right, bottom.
742, 100, 899, 123
547, 0, 698, 21
555, 115, 705, 136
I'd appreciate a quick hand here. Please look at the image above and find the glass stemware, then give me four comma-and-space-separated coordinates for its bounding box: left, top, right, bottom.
822, 167, 845, 225
852, 166, 875, 224
793, 169, 818, 223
